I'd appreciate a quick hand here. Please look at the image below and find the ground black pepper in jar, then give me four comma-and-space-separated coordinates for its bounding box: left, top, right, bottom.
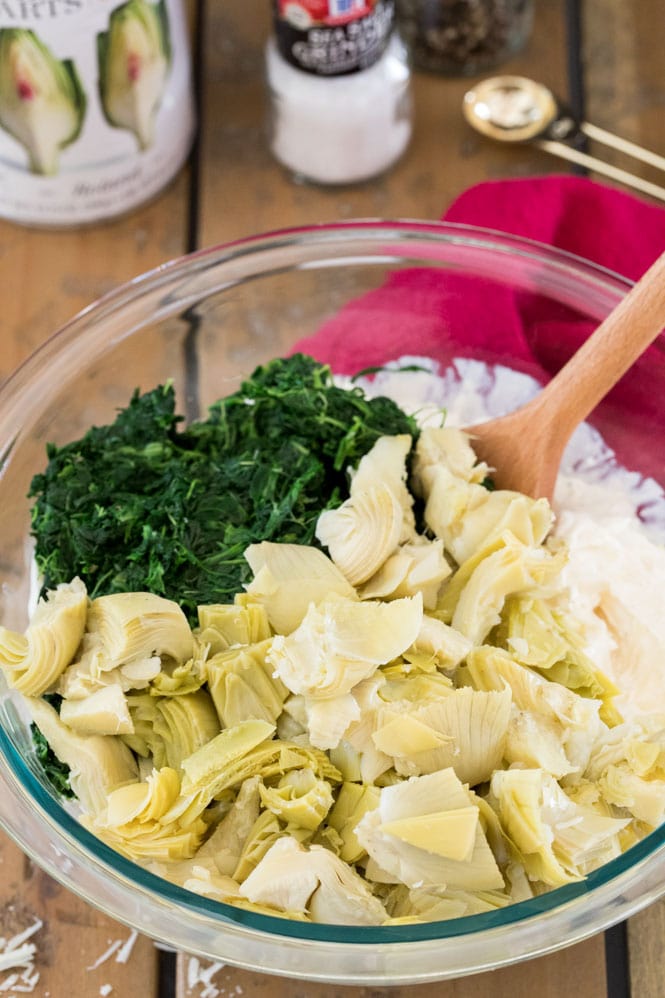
395, 0, 534, 76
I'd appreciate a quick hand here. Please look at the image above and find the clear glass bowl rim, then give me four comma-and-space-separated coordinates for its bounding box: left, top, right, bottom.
0, 219, 662, 984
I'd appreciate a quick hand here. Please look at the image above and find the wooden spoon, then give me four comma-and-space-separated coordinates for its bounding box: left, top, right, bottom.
467, 248, 665, 500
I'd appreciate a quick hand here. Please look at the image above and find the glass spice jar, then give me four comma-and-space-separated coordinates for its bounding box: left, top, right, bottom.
395, 0, 534, 76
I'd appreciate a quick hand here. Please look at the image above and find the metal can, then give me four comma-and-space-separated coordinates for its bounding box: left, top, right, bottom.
0, 0, 195, 226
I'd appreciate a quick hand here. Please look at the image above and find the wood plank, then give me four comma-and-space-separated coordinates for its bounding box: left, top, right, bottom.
175, 936, 607, 998
0, 172, 191, 382
0, 836, 157, 997
582, 2, 665, 995
582, 0, 665, 196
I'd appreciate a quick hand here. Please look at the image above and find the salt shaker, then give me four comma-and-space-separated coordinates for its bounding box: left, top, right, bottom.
266, 0, 413, 185
0, 0, 195, 227
395, 0, 534, 76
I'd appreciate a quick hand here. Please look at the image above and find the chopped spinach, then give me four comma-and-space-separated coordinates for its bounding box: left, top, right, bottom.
31, 722, 75, 799
29, 354, 418, 621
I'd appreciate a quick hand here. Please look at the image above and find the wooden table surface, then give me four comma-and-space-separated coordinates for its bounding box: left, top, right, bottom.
1, 1, 664, 995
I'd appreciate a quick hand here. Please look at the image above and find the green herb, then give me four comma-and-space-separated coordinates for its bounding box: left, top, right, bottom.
29, 354, 418, 622
31, 722, 75, 799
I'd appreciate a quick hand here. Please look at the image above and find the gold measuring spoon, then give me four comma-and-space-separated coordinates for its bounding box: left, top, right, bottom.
463, 76, 665, 203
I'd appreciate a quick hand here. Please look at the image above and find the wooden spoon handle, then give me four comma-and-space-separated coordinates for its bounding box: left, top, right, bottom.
536, 247, 665, 437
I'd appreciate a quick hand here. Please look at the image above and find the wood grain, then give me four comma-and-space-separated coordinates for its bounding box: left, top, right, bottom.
582, 3, 665, 995
175, 936, 607, 998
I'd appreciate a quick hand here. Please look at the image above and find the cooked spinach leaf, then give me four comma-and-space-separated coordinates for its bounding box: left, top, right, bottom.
29, 354, 418, 621
31, 722, 75, 799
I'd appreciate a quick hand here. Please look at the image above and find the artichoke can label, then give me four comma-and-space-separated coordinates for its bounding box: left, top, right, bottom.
0, 0, 195, 226
273, 0, 395, 76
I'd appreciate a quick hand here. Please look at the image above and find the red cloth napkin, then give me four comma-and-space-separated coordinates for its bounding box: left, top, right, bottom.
295, 175, 665, 479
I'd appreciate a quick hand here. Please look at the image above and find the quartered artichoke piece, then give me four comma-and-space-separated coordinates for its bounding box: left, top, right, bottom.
315, 484, 402, 586
60, 683, 134, 736
496, 595, 622, 726
374, 686, 512, 786
267, 594, 423, 750
124, 688, 220, 770
356, 768, 504, 891
586, 719, 665, 826
87, 591, 193, 666
327, 782, 381, 863
489, 768, 629, 885
29, 697, 138, 814
97, 0, 171, 150
349, 433, 416, 541
358, 538, 452, 609
179, 718, 340, 815
240, 836, 388, 925
244, 542, 357, 635
86, 765, 208, 862
0, 577, 87, 696
464, 644, 605, 775
384, 882, 511, 923
412, 426, 552, 566
195, 775, 261, 876
197, 602, 272, 655
268, 595, 423, 701
206, 639, 288, 729
259, 768, 334, 831
0, 28, 86, 175
444, 532, 564, 645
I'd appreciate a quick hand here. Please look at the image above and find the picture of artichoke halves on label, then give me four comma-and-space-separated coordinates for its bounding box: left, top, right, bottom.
0, 29, 86, 176
97, 0, 172, 152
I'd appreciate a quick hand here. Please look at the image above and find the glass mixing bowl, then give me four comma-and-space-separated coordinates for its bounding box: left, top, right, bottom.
0, 222, 664, 985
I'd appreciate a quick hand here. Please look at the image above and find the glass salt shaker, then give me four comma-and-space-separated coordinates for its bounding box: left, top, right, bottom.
395, 0, 535, 76
266, 0, 413, 186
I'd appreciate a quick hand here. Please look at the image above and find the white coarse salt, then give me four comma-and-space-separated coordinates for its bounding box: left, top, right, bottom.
265, 32, 413, 185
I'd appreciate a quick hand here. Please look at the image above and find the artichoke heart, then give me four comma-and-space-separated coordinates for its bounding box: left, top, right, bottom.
244, 542, 357, 635
497, 596, 622, 726
259, 769, 334, 831
381, 806, 480, 863
349, 433, 416, 541
97, 0, 171, 151
126, 688, 220, 771
29, 697, 138, 815
195, 776, 261, 876
267, 595, 423, 701
86, 766, 207, 863
451, 534, 562, 645
355, 768, 504, 891
60, 683, 134, 736
197, 602, 272, 654
327, 782, 381, 863
87, 591, 193, 667
490, 768, 629, 884
0, 577, 87, 696
206, 639, 288, 729
413, 427, 490, 494
378, 687, 512, 786
315, 484, 402, 586
359, 538, 452, 609
240, 836, 388, 925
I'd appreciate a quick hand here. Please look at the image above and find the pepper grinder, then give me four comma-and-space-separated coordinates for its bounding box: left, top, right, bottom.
395, 0, 534, 76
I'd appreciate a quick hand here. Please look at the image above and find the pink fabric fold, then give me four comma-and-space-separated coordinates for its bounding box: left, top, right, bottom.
295, 175, 665, 479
